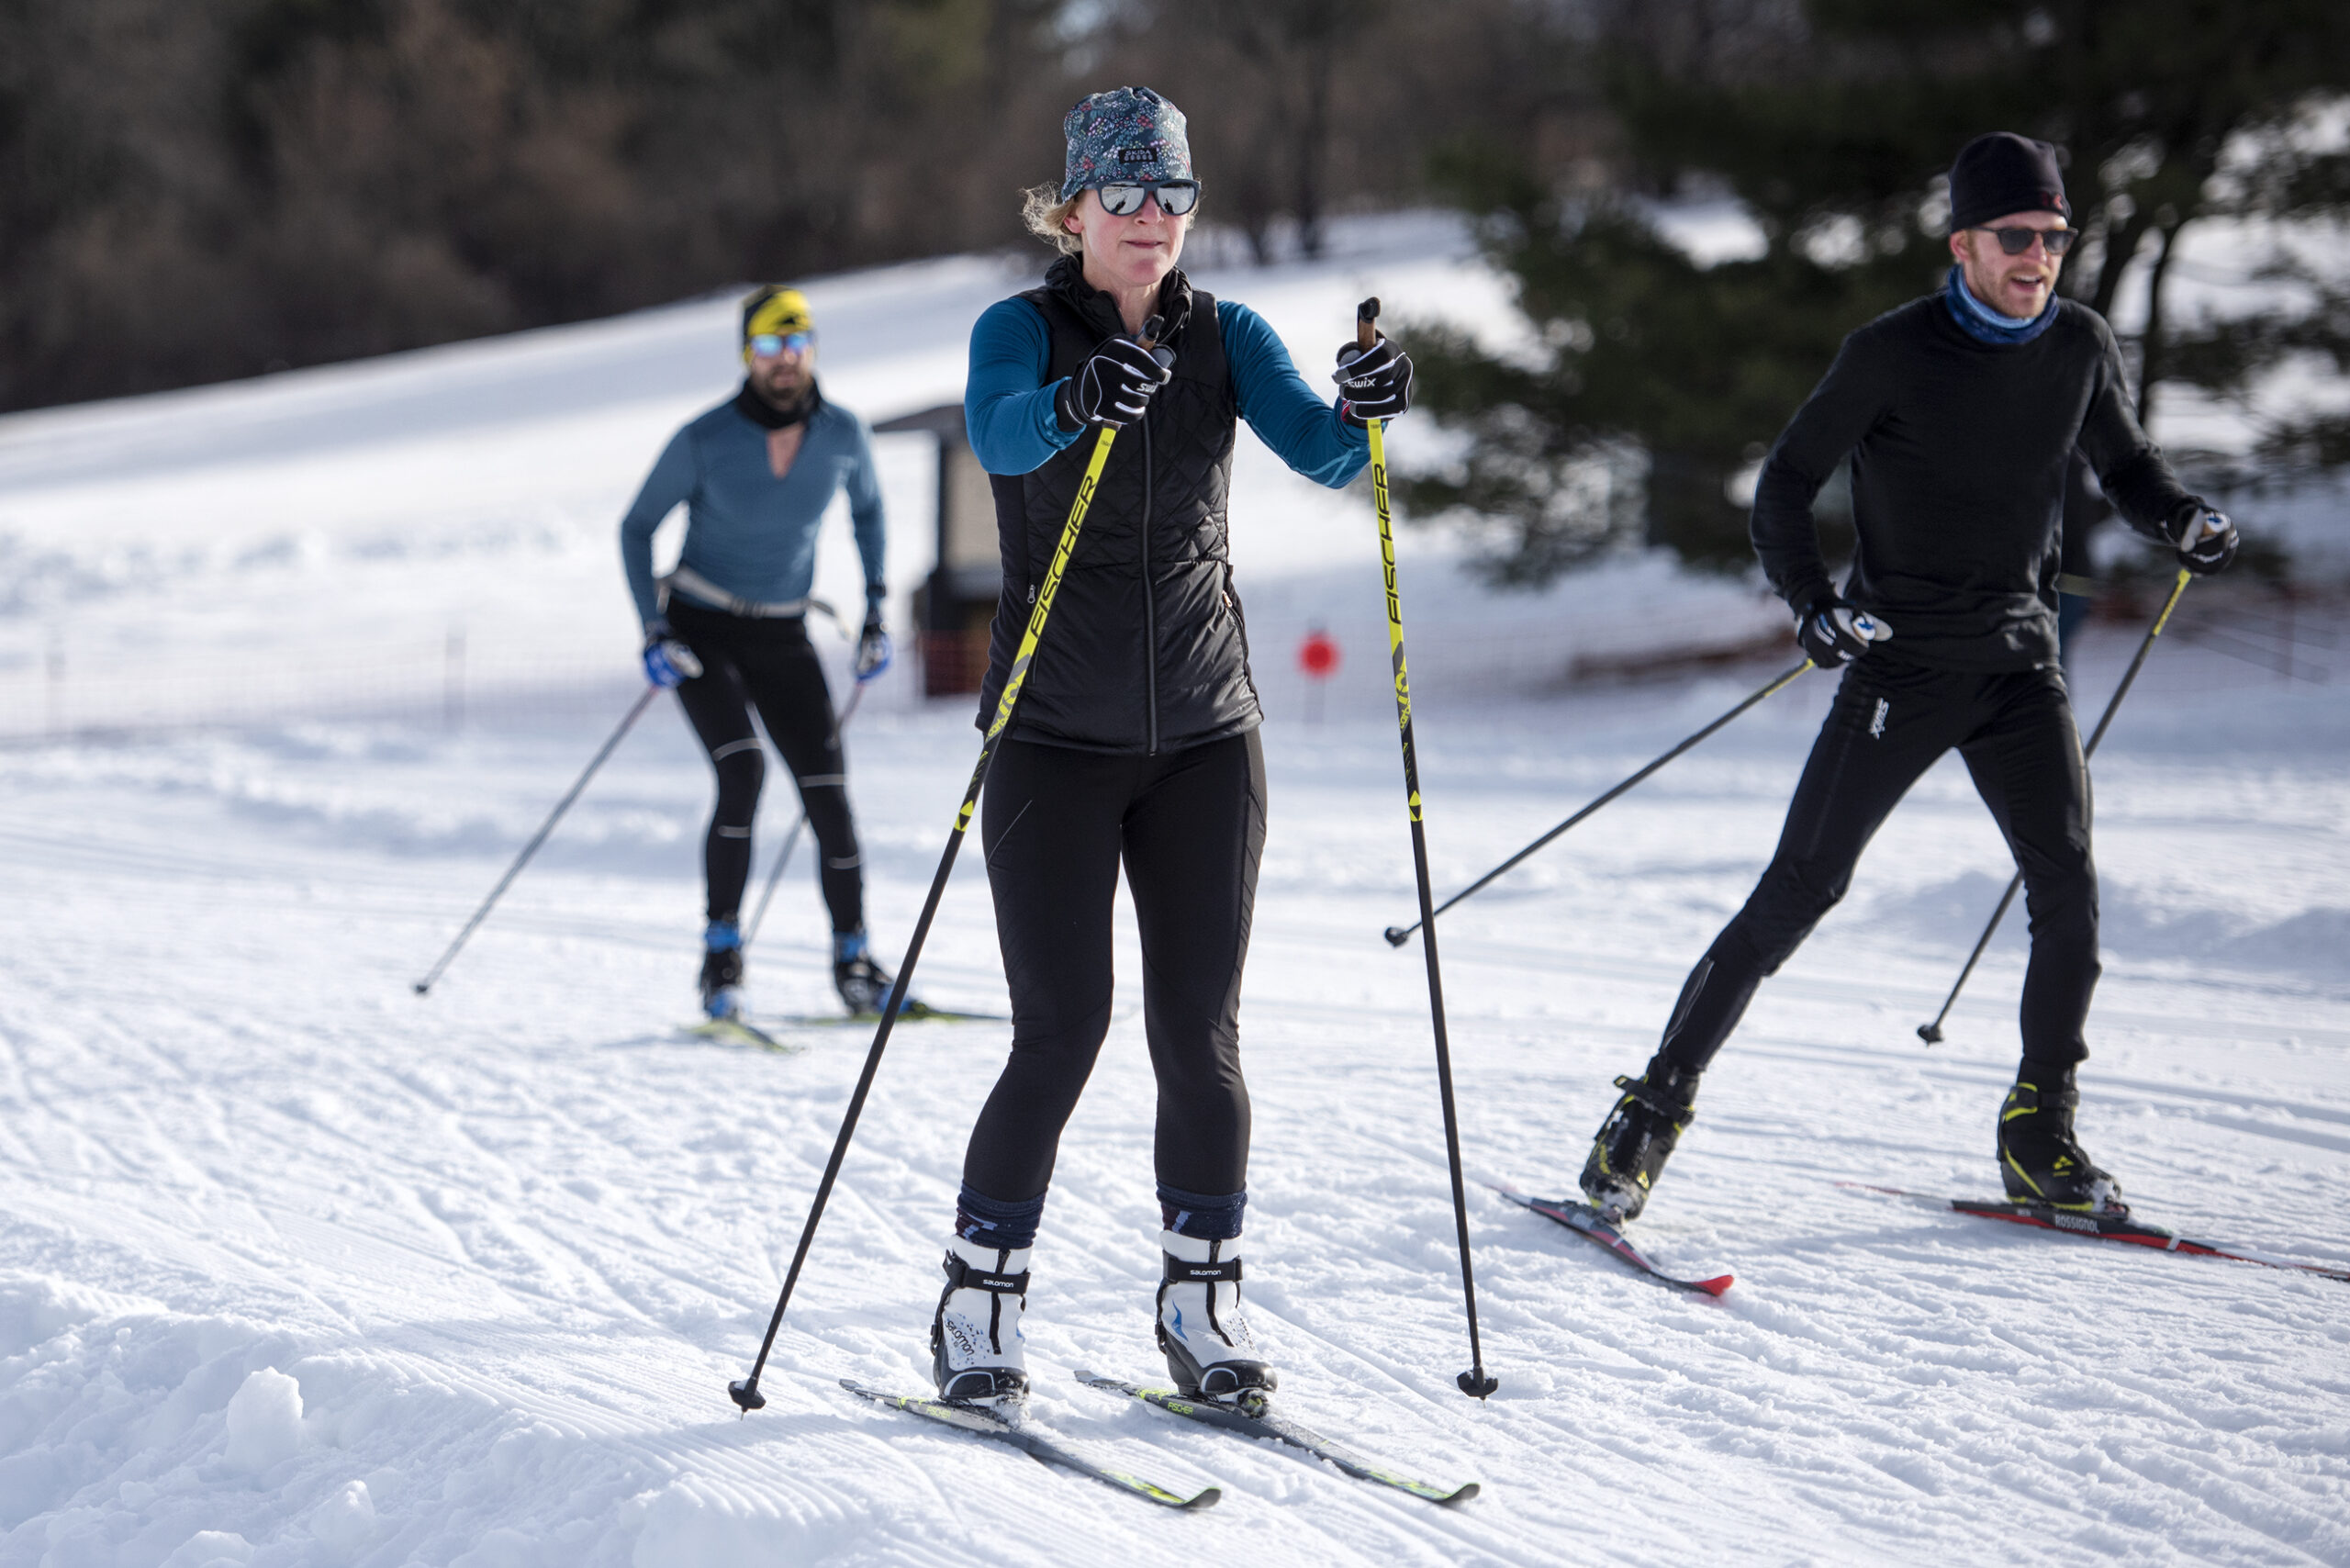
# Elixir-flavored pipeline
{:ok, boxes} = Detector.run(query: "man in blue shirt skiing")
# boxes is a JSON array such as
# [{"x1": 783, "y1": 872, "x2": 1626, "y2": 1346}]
[{"x1": 620, "y1": 286, "x2": 900, "y2": 1022}]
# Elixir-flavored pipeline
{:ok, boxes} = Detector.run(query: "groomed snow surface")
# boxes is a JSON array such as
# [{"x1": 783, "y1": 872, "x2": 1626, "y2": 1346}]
[{"x1": 2, "y1": 218, "x2": 2346, "y2": 1565}]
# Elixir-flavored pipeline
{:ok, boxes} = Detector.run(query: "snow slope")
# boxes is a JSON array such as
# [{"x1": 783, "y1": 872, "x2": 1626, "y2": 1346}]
[{"x1": 1, "y1": 218, "x2": 2346, "y2": 1566}]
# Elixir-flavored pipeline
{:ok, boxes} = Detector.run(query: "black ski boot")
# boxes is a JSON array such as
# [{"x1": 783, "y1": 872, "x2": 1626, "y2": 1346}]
[
  {"x1": 930, "y1": 1236, "x2": 1031, "y2": 1405},
  {"x1": 699, "y1": 943, "x2": 745, "y2": 1021},
  {"x1": 1998, "y1": 1074, "x2": 2122, "y2": 1212},
  {"x1": 1579, "y1": 1058, "x2": 1699, "y2": 1222},
  {"x1": 833, "y1": 931, "x2": 897, "y2": 1016}
]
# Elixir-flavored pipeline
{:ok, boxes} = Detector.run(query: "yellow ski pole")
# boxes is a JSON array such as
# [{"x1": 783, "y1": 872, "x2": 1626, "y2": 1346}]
[
  {"x1": 1357, "y1": 297, "x2": 1498, "y2": 1400},
  {"x1": 729, "y1": 316, "x2": 1163, "y2": 1414}
]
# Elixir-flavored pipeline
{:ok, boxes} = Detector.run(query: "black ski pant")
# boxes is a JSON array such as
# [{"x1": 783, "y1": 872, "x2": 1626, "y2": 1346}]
[
  {"x1": 1657, "y1": 657, "x2": 2098, "y2": 1075},
  {"x1": 666, "y1": 599, "x2": 861, "y2": 934},
  {"x1": 961, "y1": 731, "x2": 1266, "y2": 1212}
]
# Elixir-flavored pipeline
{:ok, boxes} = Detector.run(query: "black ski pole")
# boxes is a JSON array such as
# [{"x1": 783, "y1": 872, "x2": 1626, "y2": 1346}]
[
  {"x1": 413, "y1": 686, "x2": 658, "y2": 995},
  {"x1": 1356, "y1": 298, "x2": 1498, "y2": 1400},
  {"x1": 727, "y1": 316, "x2": 1162, "y2": 1416},
  {"x1": 742, "y1": 679, "x2": 869, "y2": 953},
  {"x1": 1917, "y1": 567, "x2": 2192, "y2": 1043},
  {"x1": 1383, "y1": 659, "x2": 1813, "y2": 946}
]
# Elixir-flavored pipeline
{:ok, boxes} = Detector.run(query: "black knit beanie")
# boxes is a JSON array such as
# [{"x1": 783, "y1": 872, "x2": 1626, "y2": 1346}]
[{"x1": 1948, "y1": 132, "x2": 2070, "y2": 232}]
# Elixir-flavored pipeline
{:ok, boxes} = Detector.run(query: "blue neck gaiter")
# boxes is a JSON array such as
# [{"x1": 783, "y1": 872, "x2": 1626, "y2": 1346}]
[{"x1": 1944, "y1": 264, "x2": 2056, "y2": 345}]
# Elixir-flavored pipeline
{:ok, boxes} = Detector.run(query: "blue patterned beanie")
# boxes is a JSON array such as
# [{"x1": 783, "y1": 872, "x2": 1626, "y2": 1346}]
[{"x1": 1060, "y1": 86, "x2": 1193, "y2": 199}]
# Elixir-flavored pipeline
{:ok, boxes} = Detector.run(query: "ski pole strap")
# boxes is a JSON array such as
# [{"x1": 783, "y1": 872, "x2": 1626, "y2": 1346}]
[
  {"x1": 1163, "y1": 1256, "x2": 1243, "y2": 1283},
  {"x1": 943, "y1": 1255, "x2": 1030, "y2": 1295}
]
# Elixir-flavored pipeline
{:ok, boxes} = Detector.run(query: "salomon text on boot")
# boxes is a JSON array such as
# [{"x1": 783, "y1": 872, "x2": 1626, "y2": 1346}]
[
  {"x1": 930, "y1": 1235, "x2": 1031, "y2": 1405},
  {"x1": 1156, "y1": 1232, "x2": 1275, "y2": 1409},
  {"x1": 1580, "y1": 1058, "x2": 1699, "y2": 1223},
  {"x1": 1998, "y1": 1070, "x2": 2122, "y2": 1212}
]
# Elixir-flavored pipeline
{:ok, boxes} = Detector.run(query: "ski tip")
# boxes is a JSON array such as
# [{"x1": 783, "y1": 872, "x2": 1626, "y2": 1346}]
[
  {"x1": 1182, "y1": 1485, "x2": 1225, "y2": 1511},
  {"x1": 1690, "y1": 1274, "x2": 1735, "y2": 1297},
  {"x1": 1441, "y1": 1481, "x2": 1483, "y2": 1506}
]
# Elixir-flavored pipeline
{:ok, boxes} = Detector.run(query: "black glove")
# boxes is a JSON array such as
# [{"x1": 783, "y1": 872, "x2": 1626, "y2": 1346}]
[
  {"x1": 1796, "y1": 596, "x2": 1892, "y2": 667},
  {"x1": 2173, "y1": 506, "x2": 2239, "y2": 576},
  {"x1": 856, "y1": 602, "x2": 892, "y2": 680},
  {"x1": 1057, "y1": 335, "x2": 1173, "y2": 429},
  {"x1": 1334, "y1": 334, "x2": 1413, "y2": 424}
]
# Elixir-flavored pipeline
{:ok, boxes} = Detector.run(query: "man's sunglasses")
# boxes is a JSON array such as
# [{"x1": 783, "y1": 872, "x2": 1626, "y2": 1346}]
[
  {"x1": 1977, "y1": 225, "x2": 2077, "y2": 256},
  {"x1": 1097, "y1": 180, "x2": 1200, "y2": 218},
  {"x1": 748, "y1": 330, "x2": 812, "y2": 358}
]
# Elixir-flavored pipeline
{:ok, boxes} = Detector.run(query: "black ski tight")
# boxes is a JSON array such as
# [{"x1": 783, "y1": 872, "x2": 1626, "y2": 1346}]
[
  {"x1": 666, "y1": 599, "x2": 862, "y2": 933},
  {"x1": 961, "y1": 732, "x2": 1266, "y2": 1207},
  {"x1": 1660, "y1": 658, "x2": 2098, "y2": 1073}
]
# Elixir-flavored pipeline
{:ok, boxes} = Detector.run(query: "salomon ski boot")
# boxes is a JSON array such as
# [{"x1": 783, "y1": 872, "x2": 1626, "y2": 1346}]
[
  {"x1": 1998, "y1": 1075, "x2": 2122, "y2": 1212},
  {"x1": 931, "y1": 1235, "x2": 1031, "y2": 1405},
  {"x1": 699, "y1": 921, "x2": 745, "y2": 1021},
  {"x1": 833, "y1": 931, "x2": 898, "y2": 1016},
  {"x1": 1580, "y1": 1058, "x2": 1699, "y2": 1223},
  {"x1": 1156, "y1": 1232, "x2": 1276, "y2": 1408}
]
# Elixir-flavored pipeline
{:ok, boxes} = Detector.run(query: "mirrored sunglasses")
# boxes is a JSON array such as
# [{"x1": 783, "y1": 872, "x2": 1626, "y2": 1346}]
[
  {"x1": 1981, "y1": 225, "x2": 2077, "y2": 256},
  {"x1": 748, "y1": 330, "x2": 813, "y2": 358},
  {"x1": 1097, "y1": 180, "x2": 1200, "y2": 218}
]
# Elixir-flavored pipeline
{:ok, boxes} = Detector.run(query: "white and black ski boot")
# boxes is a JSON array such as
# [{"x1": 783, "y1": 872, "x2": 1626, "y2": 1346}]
[
  {"x1": 1998, "y1": 1075, "x2": 2122, "y2": 1212},
  {"x1": 1580, "y1": 1058, "x2": 1699, "y2": 1222},
  {"x1": 930, "y1": 1236, "x2": 1031, "y2": 1405},
  {"x1": 1155, "y1": 1232, "x2": 1276, "y2": 1408},
  {"x1": 699, "y1": 922, "x2": 745, "y2": 1021}
]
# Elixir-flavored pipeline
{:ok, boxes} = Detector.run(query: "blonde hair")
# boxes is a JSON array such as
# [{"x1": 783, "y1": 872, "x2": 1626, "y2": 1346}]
[{"x1": 1020, "y1": 183, "x2": 1198, "y2": 256}]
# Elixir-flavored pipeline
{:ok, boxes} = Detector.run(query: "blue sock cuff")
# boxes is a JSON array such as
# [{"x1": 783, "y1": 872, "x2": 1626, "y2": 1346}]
[
  {"x1": 834, "y1": 929, "x2": 868, "y2": 963},
  {"x1": 704, "y1": 919, "x2": 742, "y2": 952},
  {"x1": 1157, "y1": 1184, "x2": 1246, "y2": 1241},
  {"x1": 955, "y1": 1185, "x2": 1046, "y2": 1250}
]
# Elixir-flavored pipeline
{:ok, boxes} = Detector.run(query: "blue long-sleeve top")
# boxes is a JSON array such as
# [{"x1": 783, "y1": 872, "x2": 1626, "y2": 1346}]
[
  {"x1": 619, "y1": 392, "x2": 886, "y2": 628},
  {"x1": 964, "y1": 297, "x2": 1369, "y2": 483}
]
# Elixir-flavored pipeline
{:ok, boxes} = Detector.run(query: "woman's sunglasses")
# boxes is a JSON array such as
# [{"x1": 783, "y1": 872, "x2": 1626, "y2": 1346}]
[
  {"x1": 1097, "y1": 180, "x2": 1200, "y2": 218},
  {"x1": 1978, "y1": 225, "x2": 2077, "y2": 256},
  {"x1": 748, "y1": 330, "x2": 813, "y2": 358}
]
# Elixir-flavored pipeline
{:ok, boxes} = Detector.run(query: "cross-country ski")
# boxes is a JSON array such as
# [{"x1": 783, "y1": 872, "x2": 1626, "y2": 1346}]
[
  {"x1": 1838, "y1": 1183, "x2": 2350, "y2": 1283},
  {"x1": 1075, "y1": 1372, "x2": 1480, "y2": 1505},
  {"x1": 841, "y1": 1381, "x2": 1221, "y2": 1509},
  {"x1": 1489, "y1": 1184, "x2": 1735, "y2": 1296}
]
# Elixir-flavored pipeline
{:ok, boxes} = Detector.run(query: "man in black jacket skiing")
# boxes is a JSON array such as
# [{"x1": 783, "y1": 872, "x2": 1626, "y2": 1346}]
[{"x1": 1579, "y1": 131, "x2": 2240, "y2": 1220}]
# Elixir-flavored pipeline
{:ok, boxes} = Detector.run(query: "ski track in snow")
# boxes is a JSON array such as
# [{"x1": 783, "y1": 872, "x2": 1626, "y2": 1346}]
[
  {"x1": 0, "y1": 216, "x2": 2344, "y2": 1565},
  {"x1": 0, "y1": 659, "x2": 2344, "y2": 1567}
]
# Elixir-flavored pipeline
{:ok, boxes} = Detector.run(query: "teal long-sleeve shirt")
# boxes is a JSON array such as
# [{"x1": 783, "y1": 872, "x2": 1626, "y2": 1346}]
[
  {"x1": 963, "y1": 296, "x2": 1369, "y2": 483},
  {"x1": 619, "y1": 391, "x2": 886, "y2": 629}
]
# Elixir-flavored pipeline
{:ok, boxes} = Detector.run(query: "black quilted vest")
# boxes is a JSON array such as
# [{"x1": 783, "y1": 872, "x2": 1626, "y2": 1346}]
[{"x1": 973, "y1": 262, "x2": 1260, "y2": 754}]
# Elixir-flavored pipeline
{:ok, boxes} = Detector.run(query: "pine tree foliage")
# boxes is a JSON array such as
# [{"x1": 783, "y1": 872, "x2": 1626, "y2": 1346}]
[{"x1": 1401, "y1": 0, "x2": 2350, "y2": 582}]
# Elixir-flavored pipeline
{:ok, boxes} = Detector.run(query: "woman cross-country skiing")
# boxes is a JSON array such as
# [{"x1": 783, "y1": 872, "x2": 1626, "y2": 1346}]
[
  {"x1": 620, "y1": 287, "x2": 903, "y2": 1024},
  {"x1": 926, "y1": 85, "x2": 1414, "y2": 1406}
]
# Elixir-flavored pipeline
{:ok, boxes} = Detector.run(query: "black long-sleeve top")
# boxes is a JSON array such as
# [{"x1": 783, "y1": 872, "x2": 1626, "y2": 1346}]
[{"x1": 1751, "y1": 294, "x2": 2199, "y2": 670}]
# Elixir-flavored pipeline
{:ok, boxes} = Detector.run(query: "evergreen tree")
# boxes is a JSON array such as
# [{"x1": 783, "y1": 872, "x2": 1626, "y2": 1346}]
[{"x1": 1402, "y1": 0, "x2": 2350, "y2": 581}]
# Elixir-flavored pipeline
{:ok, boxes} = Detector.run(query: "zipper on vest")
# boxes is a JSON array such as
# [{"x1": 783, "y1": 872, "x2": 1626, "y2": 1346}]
[{"x1": 1141, "y1": 414, "x2": 1159, "y2": 755}]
